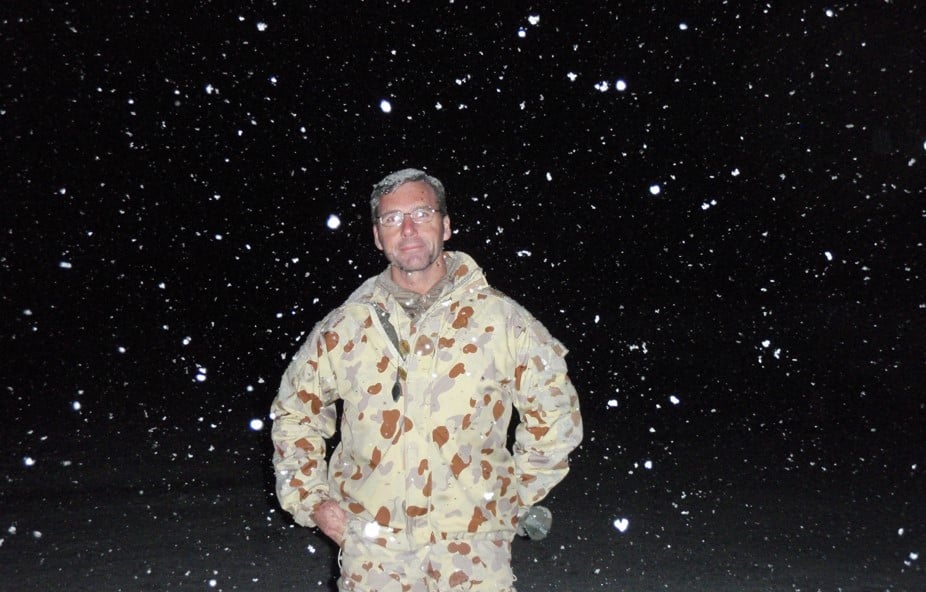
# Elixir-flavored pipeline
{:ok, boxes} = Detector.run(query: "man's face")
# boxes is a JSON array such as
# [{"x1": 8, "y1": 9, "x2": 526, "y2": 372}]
[{"x1": 373, "y1": 181, "x2": 451, "y2": 274}]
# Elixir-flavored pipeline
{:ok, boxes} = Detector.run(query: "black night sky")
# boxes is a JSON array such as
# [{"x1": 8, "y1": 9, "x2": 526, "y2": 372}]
[{"x1": 2, "y1": 3, "x2": 924, "y2": 591}]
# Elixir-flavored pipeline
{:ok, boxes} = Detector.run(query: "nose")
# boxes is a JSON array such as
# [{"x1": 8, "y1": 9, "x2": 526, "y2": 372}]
[{"x1": 400, "y1": 215, "x2": 418, "y2": 235}]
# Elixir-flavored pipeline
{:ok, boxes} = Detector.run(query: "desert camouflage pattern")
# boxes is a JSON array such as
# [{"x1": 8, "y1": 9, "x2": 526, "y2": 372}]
[
  {"x1": 338, "y1": 520, "x2": 515, "y2": 591},
  {"x1": 272, "y1": 251, "x2": 582, "y2": 548}
]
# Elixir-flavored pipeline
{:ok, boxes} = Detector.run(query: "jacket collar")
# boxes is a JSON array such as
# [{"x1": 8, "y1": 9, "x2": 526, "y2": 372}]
[{"x1": 373, "y1": 251, "x2": 483, "y2": 320}]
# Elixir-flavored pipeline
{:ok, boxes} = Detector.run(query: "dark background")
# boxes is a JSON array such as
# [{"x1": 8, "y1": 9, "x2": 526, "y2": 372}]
[{"x1": 2, "y1": 2, "x2": 924, "y2": 590}]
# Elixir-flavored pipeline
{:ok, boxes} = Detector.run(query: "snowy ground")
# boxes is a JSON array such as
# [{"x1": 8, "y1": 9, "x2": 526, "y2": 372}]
[{"x1": 3, "y1": 419, "x2": 922, "y2": 591}]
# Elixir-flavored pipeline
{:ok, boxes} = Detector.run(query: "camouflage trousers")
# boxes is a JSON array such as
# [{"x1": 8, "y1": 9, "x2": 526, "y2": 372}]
[{"x1": 337, "y1": 521, "x2": 516, "y2": 592}]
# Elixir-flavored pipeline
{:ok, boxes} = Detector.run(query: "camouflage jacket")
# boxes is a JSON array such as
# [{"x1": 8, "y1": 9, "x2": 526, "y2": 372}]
[{"x1": 271, "y1": 251, "x2": 582, "y2": 545}]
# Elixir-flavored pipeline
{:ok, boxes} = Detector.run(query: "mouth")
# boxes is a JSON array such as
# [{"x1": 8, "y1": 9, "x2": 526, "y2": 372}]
[{"x1": 398, "y1": 241, "x2": 426, "y2": 252}]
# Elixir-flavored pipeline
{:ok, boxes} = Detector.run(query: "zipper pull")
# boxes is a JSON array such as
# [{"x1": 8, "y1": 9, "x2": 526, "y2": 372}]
[{"x1": 392, "y1": 367, "x2": 407, "y2": 402}]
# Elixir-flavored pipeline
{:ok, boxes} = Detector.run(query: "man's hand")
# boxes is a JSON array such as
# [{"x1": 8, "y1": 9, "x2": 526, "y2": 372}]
[{"x1": 312, "y1": 500, "x2": 348, "y2": 546}]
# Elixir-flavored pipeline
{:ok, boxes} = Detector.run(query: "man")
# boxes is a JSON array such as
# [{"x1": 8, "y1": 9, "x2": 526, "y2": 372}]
[{"x1": 271, "y1": 168, "x2": 582, "y2": 591}]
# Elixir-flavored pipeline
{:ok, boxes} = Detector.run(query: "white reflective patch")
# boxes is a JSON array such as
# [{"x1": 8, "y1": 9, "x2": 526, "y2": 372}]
[{"x1": 363, "y1": 522, "x2": 381, "y2": 538}]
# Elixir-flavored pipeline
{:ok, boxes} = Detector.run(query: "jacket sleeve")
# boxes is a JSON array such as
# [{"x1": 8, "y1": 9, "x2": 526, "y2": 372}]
[
  {"x1": 510, "y1": 310, "x2": 583, "y2": 509},
  {"x1": 270, "y1": 319, "x2": 340, "y2": 527}
]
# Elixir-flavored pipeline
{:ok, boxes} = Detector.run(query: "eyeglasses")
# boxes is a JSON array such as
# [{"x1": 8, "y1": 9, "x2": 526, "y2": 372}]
[{"x1": 376, "y1": 207, "x2": 441, "y2": 227}]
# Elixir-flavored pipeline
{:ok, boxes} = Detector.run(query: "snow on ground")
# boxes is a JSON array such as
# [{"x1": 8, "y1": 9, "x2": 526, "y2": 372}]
[{"x1": 2, "y1": 420, "x2": 922, "y2": 591}]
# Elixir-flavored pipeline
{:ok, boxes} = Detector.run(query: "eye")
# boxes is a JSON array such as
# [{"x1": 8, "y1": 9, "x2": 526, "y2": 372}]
[
  {"x1": 382, "y1": 211, "x2": 404, "y2": 226},
  {"x1": 410, "y1": 208, "x2": 431, "y2": 220}
]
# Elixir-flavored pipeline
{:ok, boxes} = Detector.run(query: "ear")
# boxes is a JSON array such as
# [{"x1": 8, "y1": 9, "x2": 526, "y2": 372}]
[
  {"x1": 373, "y1": 224, "x2": 384, "y2": 251},
  {"x1": 442, "y1": 215, "x2": 452, "y2": 241}
]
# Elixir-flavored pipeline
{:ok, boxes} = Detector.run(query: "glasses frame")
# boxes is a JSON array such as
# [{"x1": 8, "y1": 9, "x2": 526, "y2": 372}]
[{"x1": 375, "y1": 207, "x2": 442, "y2": 228}]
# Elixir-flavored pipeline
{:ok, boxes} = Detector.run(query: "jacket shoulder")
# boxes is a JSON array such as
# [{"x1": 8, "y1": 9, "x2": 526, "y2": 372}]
[
  {"x1": 343, "y1": 275, "x2": 379, "y2": 305},
  {"x1": 473, "y1": 285, "x2": 559, "y2": 346},
  {"x1": 305, "y1": 277, "x2": 378, "y2": 337}
]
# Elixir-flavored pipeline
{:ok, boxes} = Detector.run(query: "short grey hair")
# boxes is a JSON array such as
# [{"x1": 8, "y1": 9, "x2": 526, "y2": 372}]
[{"x1": 370, "y1": 168, "x2": 446, "y2": 222}]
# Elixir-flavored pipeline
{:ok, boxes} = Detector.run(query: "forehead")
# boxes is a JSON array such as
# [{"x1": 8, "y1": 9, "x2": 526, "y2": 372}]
[{"x1": 379, "y1": 181, "x2": 437, "y2": 209}]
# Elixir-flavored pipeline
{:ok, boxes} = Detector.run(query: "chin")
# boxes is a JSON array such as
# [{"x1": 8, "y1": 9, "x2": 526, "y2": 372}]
[{"x1": 395, "y1": 255, "x2": 436, "y2": 273}]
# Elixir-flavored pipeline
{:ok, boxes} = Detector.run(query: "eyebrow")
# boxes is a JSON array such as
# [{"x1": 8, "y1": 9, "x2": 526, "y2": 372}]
[{"x1": 380, "y1": 205, "x2": 435, "y2": 213}]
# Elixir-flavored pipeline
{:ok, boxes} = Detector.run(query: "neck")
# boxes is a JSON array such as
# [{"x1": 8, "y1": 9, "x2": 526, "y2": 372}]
[{"x1": 390, "y1": 253, "x2": 447, "y2": 295}]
